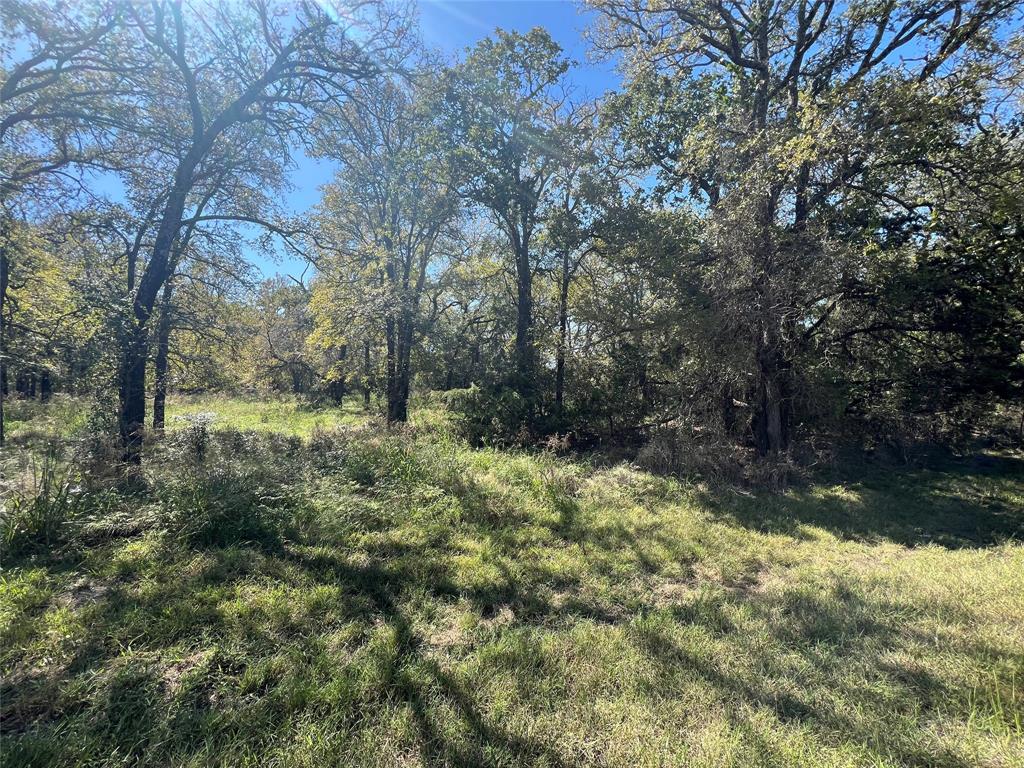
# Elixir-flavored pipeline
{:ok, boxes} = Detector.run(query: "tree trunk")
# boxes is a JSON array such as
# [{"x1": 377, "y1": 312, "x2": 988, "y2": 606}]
[
  {"x1": 385, "y1": 314, "x2": 398, "y2": 421},
  {"x1": 0, "y1": 358, "x2": 5, "y2": 447},
  {"x1": 363, "y1": 339, "x2": 371, "y2": 409},
  {"x1": 152, "y1": 280, "x2": 174, "y2": 431},
  {"x1": 512, "y1": 235, "x2": 535, "y2": 433},
  {"x1": 118, "y1": 321, "x2": 150, "y2": 464},
  {"x1": 389, "y1": 310, "x2": 414, "y2": 423},
  {"x1": 290, "y1": 363, "x2": 305, "y2": 394},
  {"x1": 748, "y1": 36, "x2": 793, "y2": 458},
  {"x1": 514, "y1": 243, "x2": 533, "y2": 397},
  {"x1": 752, "y1": 336, "x2": 790, "y2": 456},
  {"x1": 39, "y1": 369, "x2": 52, "y2": 402},
  {"x1": 0, "y1": 237, "x2": 8, "y2": 447},
  {"x1": 555, "y1": 250, "x2": 570, "y2": 421},
  {"x1": 328, "y1": 343, "x2": 347, "y2": 405},
  {"x1": 117, "y1": 150, "x2": 199, "y2": 462}
]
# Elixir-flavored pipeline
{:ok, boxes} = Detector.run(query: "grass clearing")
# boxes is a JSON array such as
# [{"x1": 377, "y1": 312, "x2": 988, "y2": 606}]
[
  {"x1": 1, "y1": 396, "x2": 1022, "y2": 767},
  {"x1": 166, "y1": 394, "x2": 372, "y2": 436}
]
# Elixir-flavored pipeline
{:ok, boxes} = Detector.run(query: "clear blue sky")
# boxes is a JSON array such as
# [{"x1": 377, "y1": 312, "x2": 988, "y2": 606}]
[{"x1": 262, "y1": 0, "x2": 619, "y2": 278}]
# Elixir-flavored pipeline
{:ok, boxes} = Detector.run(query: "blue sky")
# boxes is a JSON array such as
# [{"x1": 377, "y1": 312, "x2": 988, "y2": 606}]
[{"x1": 263, "y1": 0, "x2": 618, "y2": 278}]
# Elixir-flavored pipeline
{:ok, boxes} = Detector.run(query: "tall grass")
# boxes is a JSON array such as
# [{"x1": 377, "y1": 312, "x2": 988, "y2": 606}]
[{"x1": 1, "y1": 447, "x2": 80, "y2": 557}]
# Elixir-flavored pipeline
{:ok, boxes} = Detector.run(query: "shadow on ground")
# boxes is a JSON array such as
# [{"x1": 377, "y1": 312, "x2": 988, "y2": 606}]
[
  {"x1": 696, "y1": 453, "x2": 1024, "y2": 549},
  {"x1": 2, "y1": 450, "x2": 1022, "y2": 766}
]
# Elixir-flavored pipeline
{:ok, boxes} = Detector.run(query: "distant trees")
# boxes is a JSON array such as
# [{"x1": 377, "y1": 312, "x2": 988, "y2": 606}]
[
  {"x1": 438, "y1": 29, "x2": 576, "y2": 418},
  {"x1": 4, "y1": 0, "x2": 412, "y2": 460},
  {"x1": 1, "y1": 0, "x2": 126, "y2": 445}
]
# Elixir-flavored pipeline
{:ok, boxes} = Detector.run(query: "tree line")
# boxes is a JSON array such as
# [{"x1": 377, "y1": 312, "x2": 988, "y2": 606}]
[{"x1": 2, "y1": 0, "x2": 1022, "y2": 465}]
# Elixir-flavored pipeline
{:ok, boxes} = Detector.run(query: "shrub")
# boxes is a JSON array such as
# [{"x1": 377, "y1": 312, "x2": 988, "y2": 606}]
[
  {"x1": 157, "y1": 469, "x2": 292, "y2": 549},
  {"x1": 168, "y1": 412, "x2": 217, "y2": 461},
  {"x1": 342, "y1": 433, "x2": 420, "y2": 489},
  {"x1": 446, "y1": 385, "x2": 533, "y2": 447},
  {"x1": 635, "y1": 426, "x2": 797, "y2": 490}
]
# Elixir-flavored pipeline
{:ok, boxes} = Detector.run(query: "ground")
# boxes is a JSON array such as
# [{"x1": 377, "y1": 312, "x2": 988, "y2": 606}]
[{"x1": 1, "y1": 395, "x2": 1022, "y2": 767}]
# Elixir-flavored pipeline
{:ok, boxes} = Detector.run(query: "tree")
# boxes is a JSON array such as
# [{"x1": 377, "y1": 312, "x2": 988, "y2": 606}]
[
  {"x1": 438, "y1": 28, "x2": 574, "y2": 418},
  {"x1": 542, "y1": 102, "x2": 625, "y2": 424},
  {"x1": 314, "y1": 74, "x2": 461, "y2": 422},
  {"x1": 591, "y1": 0, "x2": 1019, "y2": 454},
  {"x1": 1, "y1": 0, "x2": 126, "y2": 444}
]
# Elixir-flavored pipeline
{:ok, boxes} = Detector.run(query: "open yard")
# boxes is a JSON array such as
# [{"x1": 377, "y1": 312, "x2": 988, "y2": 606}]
[{"x1": 1, "y1": 397, "x2": 1022, "y2": 767}]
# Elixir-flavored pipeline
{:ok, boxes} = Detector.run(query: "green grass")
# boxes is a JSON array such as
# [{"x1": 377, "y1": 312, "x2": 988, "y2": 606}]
[
  {"x1": 166, "y1": 393, "x2": 372, "y2": 436},
  {"x1": 2, "y1": 396, "x2": 91, "y2": 445},
  {"x1": 1, "y1": 397, "x2": 1022, "y2": 767}
]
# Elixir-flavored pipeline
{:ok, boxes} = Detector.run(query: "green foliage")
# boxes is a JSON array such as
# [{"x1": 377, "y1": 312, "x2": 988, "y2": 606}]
[
  {"x1": 156, "y1": 469, "x2": 292, "y2": 550},
  {"x1": 446, "y1": 384, "x2": 535, "y2": 447}
]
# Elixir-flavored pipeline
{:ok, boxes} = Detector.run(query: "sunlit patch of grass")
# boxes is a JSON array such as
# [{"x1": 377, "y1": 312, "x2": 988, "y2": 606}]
[
  {"x1": 2, "y1": 396, "x2": 91, "y2": 454},
  {"x1": 1, "y1": 403, "x2": 1022, "y2": 767},
  {"x1": 166, "y1": 393, "x2": 369, "y2": 436}
]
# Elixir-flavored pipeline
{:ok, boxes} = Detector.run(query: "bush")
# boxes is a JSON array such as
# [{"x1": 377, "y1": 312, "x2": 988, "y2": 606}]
[
  {"x1": 635, "y1": 426, "x2": 798, "y2": 490},
  {"x1": 156, "y1": 469, "x2": 292, "y2": 549},
  {"x1": 446, "y1": 385, "x2": 533, "y2": 447},
  {"x1": 168, "y1": 411, "x2": 217, "y2": 461}
]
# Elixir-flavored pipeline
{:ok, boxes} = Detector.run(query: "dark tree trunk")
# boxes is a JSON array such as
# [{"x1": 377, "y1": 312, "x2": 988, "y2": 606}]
[
  {"x1": 327, "y1": 378, "x2": 345, "y2": 405},
  {"x1": 384, "y1": 296, "x2": 415, "y2": 423},
  {"x1": 384, "y1": 315, "x2": 397, "y2": 421},
  {"x1": 118, "y1": 177, "x2": 192, "y2": 463},
  {"x1": 638, "y1": 361, "x2": 650, "y2": 414},
  {"x1": 0, "y1": 238, "x2": 7, "y2": 447},
  {"x1": 514, "y1": 242, "x2": 533, "y2": 403},
  {"x1": 363, "y1": 339, "x2": 371, "y2": 409},
  {"x1": 752, "y1": 337, "x2": 790, "y2": 456},
  {"x1": 389, "y1": 310, "x2": 414, "y2": 423},
  {"x1": 118, "y1": 322, "x2": 150, "y2": 464},
  {"x1": 745, "y1": 41, "x2": 794, "y2": 458},
  {"x1": 152, "y1": 280, "x2": 174, "y2": 431},
  {"x1": 328, "y1": 343, "x2": 347, "y2": 405},
  {"x1": 39, "y1": 369, "x2": 52, "y2": 402},
  {"x1": 290, "y1": 363, "x2": 305, "y2": 394},
  {"x1": 0, "y1": 358, "x2": 5, "y2": 447},
  {"x1": 555, "y1": 250, "x2": 570, "y2": 421}
]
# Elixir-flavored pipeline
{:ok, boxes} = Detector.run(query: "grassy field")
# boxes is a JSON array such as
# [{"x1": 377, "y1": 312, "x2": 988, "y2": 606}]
[{"x1": 1, "y1": 396, "x2": 1022, "y2": 767}]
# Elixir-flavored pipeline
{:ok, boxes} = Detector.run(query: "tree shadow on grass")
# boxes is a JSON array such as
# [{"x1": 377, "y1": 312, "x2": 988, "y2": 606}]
[
  {"x1": 696, "y1": 454, "x2": 1024, "y2": 549},
  {"x1": 5, "y1": 450, "x2": 1023, "y2": 766},
  {"x1": 632, "y1": 578, "x2": 1016, "y2": 768},
  {"x1": 3, "y1": 532, "x2": 582, "y2": 767}
]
